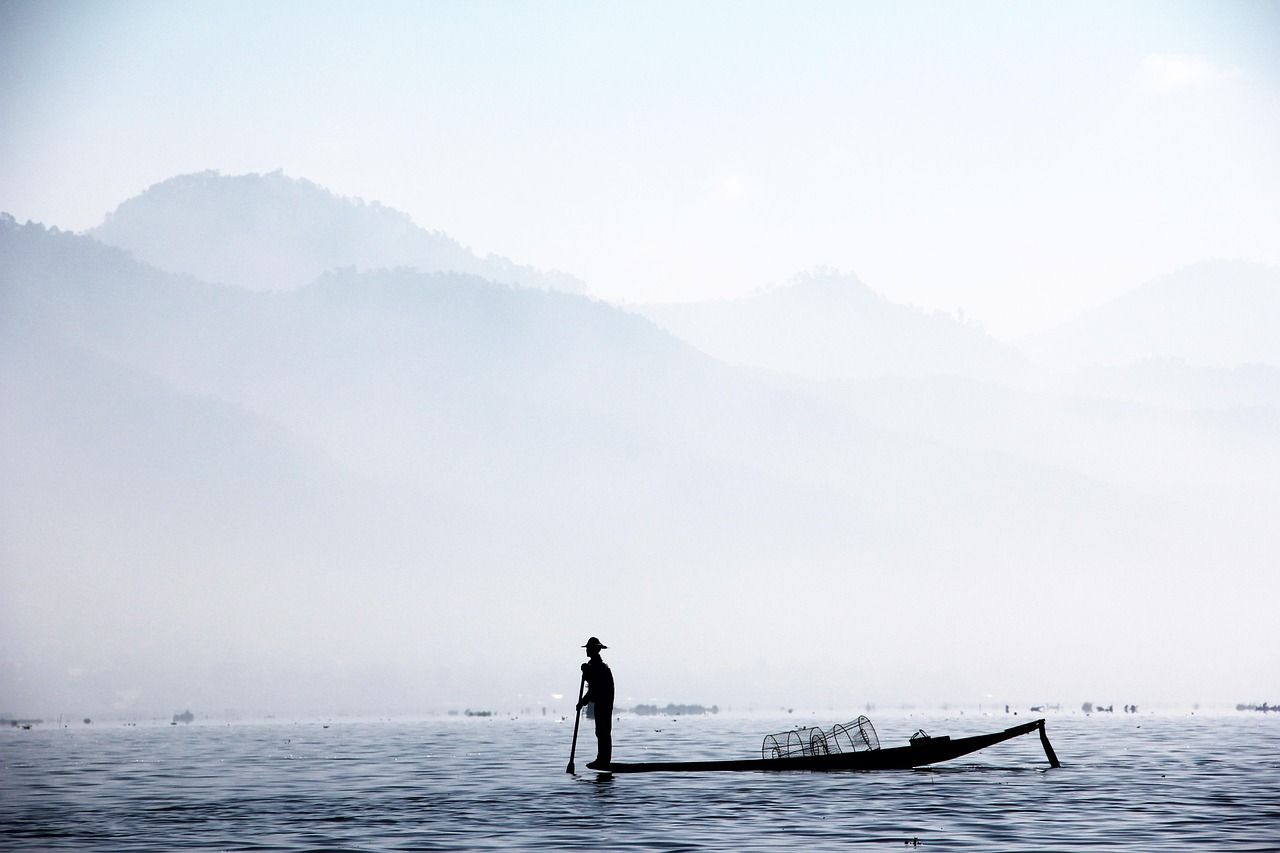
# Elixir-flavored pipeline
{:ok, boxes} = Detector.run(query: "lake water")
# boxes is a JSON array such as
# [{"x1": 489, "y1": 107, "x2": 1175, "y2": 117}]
[{"x1": 2, "y1": 711, "x2": 1277, "y2": 851}]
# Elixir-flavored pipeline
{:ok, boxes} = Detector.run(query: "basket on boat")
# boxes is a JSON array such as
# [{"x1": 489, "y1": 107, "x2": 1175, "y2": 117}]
[{"x1": 760, "y1": 715, "x2": 879, "y2": 760}]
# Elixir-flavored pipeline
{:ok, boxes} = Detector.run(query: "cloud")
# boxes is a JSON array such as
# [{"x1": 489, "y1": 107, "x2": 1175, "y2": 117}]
[{"x1": 1135, "y1": 53, "x2": 1246, "y2": 94}]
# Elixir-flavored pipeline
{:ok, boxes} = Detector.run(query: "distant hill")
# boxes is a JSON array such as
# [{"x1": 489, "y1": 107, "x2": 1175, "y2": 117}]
[
  {"x1": 8, "y1": 214, "x2": 1203, "y2": 712},
  {"x1": 4, "y1": 211, "x2": 1276, "y2": 713},
  {"x1": 634, "y1": 269, "x2": 1028, "y2": 383},
  {"x1": 1021, "y1": 260, "x2": 1280, "y2": 369},
  {"x1": 0, "y1": 216, "x2": 908, "y2": 528},
  {"x1": 89, "y1": 170, "x2": 586, "y2": 293}
]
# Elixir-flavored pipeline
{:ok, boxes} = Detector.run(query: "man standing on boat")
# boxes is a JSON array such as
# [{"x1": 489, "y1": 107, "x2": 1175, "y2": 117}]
[{"x1": 577, "y1": 637, "x2": 614, "y2": 769}]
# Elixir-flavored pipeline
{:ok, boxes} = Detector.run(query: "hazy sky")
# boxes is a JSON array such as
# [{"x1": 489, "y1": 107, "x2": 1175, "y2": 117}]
[{"x1": 2, "y1": 0, "x2": 1277, "y2": 337}]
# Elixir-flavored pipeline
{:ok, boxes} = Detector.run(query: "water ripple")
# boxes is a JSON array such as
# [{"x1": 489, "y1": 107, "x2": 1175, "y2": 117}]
[{"x1": 2, "y1": 714, "x2": 1278, "y2": 850}]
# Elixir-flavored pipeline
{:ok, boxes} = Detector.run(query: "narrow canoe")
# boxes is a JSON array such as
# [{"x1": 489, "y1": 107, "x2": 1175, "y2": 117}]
[{"x1": 602, "y1": 718, "x2": 1058, "y2": 773}]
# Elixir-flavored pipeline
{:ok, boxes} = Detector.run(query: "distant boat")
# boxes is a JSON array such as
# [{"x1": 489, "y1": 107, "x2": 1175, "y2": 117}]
[
  {"x1": 600, "y1": 717, "x2": 1059, "y2": 773},
  {"x1": 172, "y1": 710, "x2": 194, "y2": 724},
  {"x1": 4, "y1": 718, "x2": 42, "y2": 728}
]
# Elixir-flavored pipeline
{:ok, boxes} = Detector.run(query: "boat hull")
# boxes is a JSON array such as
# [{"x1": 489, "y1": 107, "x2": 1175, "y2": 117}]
[{"x1": 603, "y1": 719, "x2": 1051, "y2": 773}]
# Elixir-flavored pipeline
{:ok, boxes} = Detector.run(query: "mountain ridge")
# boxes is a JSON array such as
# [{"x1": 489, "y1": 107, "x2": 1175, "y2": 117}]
[
  {"x1": 635, "y1": 268, "x2": 1029, "y2": 384},
  {"x1": 3, "y1": 189, "x2": 1277, "y2": 713},
  {"x1": 1021, "y1": 259, "x2": 1280, "y2": 369},
  {"x1": 88, "y1": 170, "x2": 587, "y2": 294}
]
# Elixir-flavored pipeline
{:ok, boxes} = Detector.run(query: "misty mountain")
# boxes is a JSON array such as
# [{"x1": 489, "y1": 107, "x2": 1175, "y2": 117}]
[
  {"x1": 8, "y1": 213, "x2": 1237, "y2": 714},
  {"x1": 90, "y1": 171, "x2": 586, "y2": 294},
  {"x1": 3, "y1": 207, "x2": 1276, "y2": 715},
  {"x1": 1021, "y1": 260, "x2": 1280, "y2": 370},
  {"x1": 3, "y1": 215, "x2": 1056, "y2": 550},
  {"x1": 634, "y1": 269, "x2": 1029, "y2": 384}
]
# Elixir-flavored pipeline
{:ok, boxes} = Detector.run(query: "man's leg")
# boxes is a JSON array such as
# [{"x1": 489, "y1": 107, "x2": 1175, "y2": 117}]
[{"x1": 595, "y1": 705, "x2": 612, "y2": 764}]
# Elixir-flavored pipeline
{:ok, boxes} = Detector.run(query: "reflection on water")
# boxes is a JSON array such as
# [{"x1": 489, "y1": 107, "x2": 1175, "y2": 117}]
[{"x1": 2, "y1": 712, "x2": 1277, "y2": 850}]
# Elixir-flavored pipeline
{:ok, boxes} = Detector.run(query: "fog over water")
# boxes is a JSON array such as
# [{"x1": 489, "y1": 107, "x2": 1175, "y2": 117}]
[{"x1": 1, "y1": 3, "x2": 1278, "y2": 721}]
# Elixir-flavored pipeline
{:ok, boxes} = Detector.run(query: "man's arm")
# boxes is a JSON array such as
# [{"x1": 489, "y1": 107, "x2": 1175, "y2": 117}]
[{"x1": 578, "y1": 661, "x2": 593, "y2": 708}]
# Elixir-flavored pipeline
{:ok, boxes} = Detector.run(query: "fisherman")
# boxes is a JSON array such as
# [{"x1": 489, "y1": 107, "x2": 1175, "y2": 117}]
[{"x1": 577, "y1": 636, "x2": 614, "y2": 769}]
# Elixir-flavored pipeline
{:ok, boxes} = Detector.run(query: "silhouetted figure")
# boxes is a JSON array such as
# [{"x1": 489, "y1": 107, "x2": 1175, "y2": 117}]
[{"x1": 577, "y1": 636, "x2": 614, "y2": 769}]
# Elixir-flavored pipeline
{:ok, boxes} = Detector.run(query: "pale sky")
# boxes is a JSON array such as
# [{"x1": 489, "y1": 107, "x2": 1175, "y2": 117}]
[{"x1": 2, "y1": 0, "x2": 1277, "y2": 337}]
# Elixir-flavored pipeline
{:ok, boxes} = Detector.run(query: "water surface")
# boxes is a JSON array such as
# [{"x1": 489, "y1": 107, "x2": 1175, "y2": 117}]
[{"x1": 3, "y1": 712, "x2": 1277, "y2": 850}]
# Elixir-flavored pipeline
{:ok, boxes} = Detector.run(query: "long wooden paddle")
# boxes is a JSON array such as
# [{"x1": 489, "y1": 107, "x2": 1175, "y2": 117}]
[
  {"x1": 566, "y1": 672, "x2": 586, "y2": 774},
  {"x1": 1038, "y1": 720, "x2": 1061, "y2": 768}
]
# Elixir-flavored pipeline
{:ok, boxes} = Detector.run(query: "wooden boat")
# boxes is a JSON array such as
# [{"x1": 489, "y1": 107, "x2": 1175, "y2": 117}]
[{"x1": 602, "y1": 718, "x2": 1060, "y2": 773}]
